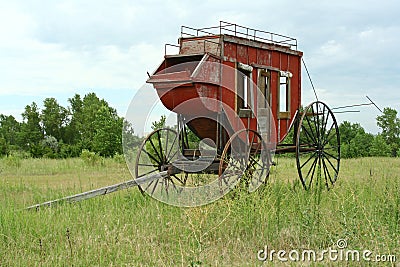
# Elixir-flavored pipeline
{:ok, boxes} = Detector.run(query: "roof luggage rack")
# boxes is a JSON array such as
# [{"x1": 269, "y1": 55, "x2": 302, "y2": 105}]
[{"x1": 181, "y1": 21, "x2": 298, "y2": 50}]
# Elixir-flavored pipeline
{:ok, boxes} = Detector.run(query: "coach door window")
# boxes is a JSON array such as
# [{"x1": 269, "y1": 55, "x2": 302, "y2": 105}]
[
  {"x1": 259, "y1": 70, "x2": 270, "y2": 108},
  {"x1": 237, "y1": 62, "x2": 253, "y2": 117},
  {"x1": 278, "y1": 71, "x2": 292, "y2": 119}
]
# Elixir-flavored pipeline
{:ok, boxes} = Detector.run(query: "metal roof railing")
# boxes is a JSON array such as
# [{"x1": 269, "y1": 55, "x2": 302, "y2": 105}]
[{"x1": 181, "y1": 21, "x2": 297, "y2": 50}]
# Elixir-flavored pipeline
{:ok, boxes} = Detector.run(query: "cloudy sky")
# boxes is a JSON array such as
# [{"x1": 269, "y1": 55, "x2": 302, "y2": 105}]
[{"x1": 1, "y1": 0, "x2": 399, "y2": 134}]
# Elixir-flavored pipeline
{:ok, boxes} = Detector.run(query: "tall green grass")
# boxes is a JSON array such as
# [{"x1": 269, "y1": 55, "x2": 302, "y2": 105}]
[{"x1": 0, "y1": 157, "x2": 399, "y2": 266}]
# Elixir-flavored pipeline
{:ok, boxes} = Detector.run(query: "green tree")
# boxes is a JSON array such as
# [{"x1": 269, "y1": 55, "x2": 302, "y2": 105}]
[
  {"x1": 20, "y1": 102, "x2": 44, "y2": 155},
  {"x1": 122, "y1": 120, "x2": 143, "y2": 150},
  {"x1": 343, "y1": 132, "x2": 374, "y2": 158},
  {"x1": 376, "y1": 107, "x2": 400, "y2": 156},
  {"x1": 151, "y1": 115, "x2": 166, "y2": 131},
  {"x1": 339, "y1": 121, "x2": 372, "y2": 158},
  {"x1": 92, "y1": 105, "x2": 123, "y2": 157},
  {"x1": 41, "y1": 98, "x2": 68, "y2": 142},
  {"x1": 0, "y1": 114, "x2": 21, "y2": 153},
  {"x1": 0, "y1": 136, "x2": 7, "y2": 155},
  {"x1": 67, "y1": 93, "x2": 114, "y2": 151},
  {"x1": 339, "y1": 121, "x2": 364, "y2": 144},
  {"x1": 40, "y1": 135, "x2": 59, "y2": 158},
  {"x1": 65, "y1": 94, "x2": 83, "y2": 145},
  {"x1": 369, "y1": 134, "x2": 391, "y2": 157}
]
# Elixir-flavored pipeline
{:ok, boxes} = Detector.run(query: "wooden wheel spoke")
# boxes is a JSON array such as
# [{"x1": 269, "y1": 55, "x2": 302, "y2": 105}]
[
  {"x1": 150, "y1": 179, "x2": 159, "y2": 195},
  {"x1": 138, "y1": 168, "x2": 158, "y2": 178},
  {"x1": 168, "y1": 176, "x2": 180, "y2": 192},
  {"x1": 313, "y1": 104, "x2": 321, "y2": 143},
  {"x1": 252, "y1": 141, "x2": 262, "y2": 156},
  {"x1": 148, "y1": 136, "x2": 163, "y2": 162},
  {"x1": 302, "y1": 118, "x2": 318, "y2": 144},
  {"x1": 321, "y1": 107, "x2": 330, "y2": 140},
  {"x1": 171, "y1": 174, "x2": 184, "y2": 184},
  {"x1": 305, "y1": 107, "x2": 318, "y2": 142},
  {"x1": 303, "y1": 155, "x2": 317, "y2": 177},
  {"x1": 323, "y1": 153, "x2": 339, "y2": 175},
  {"x1": 249, "y1": 156, "x2": 262, "y2": 168},
  {"x1": 323, "y1": 150, "x2": 339, "y2": 161},
  {"x1": 320, "y1": 105, "x2": 327, "y2": 136},
  {"x1": 300, "y1": 151, "x2": 317, "y2": 169},
  {"x1": 166, "y1": 133, "x2": 178, "y2": 160},
  {"x1": 160, "y1": 178, "x2": 167, "y2": 195},
  {"x1": 156, "y1": 130, "x2": 164, "y2": 161},
  {"x1": 141, "y1": 146, "x2": 161, "y2": 165},
  {"x1": 321, "y1": 157, "x2": 329, "y2": 188},
  {"x1": 143, "y1": 180, "x2": 155, "y2": 192},
  {"x1": 306, "y1": 157, "x2": 319, "y2": 189},
  {"x1": 322, "y1": 157, "x2": 335, "y2": 185},
  {"x1": 138, "y1": 163, "x2": 158, "y2": 168},
  {"x1": 301, "y1": 129, "x2": 316, "y2": 146},
  {"x1": 322, "y1": 122, "x2": 336, "y2": 147},
  {"x1": 168, "y1": 149, "x2": 179, "y2": 162},
  {"x1": 165, "y1": 130, "x2": 170, "y2": 158}
]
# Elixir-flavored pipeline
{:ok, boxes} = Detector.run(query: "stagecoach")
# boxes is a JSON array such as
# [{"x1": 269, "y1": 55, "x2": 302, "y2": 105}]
[{"x1": 135, "y1": 21, "x2": 340, "y2": 200}]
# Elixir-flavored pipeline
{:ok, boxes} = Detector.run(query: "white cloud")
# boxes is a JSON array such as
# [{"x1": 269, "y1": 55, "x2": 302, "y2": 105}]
[
  {"x1": 0, "y1": 4, "x2": 36, "y2": 41},
  {"x1": 0, "y1": 38, "x2": 162, "y2": 95},
  {"x1": 319, "y1": 40, "x2": 343, "y2": 56}
]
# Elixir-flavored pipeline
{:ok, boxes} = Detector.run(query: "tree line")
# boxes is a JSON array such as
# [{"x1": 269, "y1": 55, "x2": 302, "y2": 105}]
[
  {"x1": 0, "y1": 93, "x2": 142, "y2": 158},
  {"x1": 0, "y1": 93, "x2": 399, "y2": 159},
  {"x1": 340, "y1": 107, "x2": 400, "y2": 158}
]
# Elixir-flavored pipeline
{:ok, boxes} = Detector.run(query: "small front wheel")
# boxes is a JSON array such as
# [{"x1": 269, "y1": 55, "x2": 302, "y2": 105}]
[
  {"x1": 219, "y1": 129, "x2": 270, "y2": 193},
  {"x1": 135, "y1": 128, "x2": 184, "y2": 196}
]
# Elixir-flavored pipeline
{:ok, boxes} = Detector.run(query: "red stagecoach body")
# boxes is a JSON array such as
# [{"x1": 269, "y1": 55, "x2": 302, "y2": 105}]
[{"x1": 147, "y1": 22, "x2": 302, "y2": 146}]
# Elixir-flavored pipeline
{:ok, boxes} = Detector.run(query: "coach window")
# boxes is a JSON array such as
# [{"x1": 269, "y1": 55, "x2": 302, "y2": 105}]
[
  {"x1": 237, "y1": 63, "x2": 253, "y2": 117},
  {"x1": 259, "y1": 70, "x2": 270, "y2": 108},
  {"x1": 278, "y1": 71, "x2": 292, "y2": 119}
]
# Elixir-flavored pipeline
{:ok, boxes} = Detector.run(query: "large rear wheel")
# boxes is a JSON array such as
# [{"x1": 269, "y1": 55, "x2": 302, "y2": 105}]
[{"x1": 296, "y1": 101, "x2": 340, "y2": 190}]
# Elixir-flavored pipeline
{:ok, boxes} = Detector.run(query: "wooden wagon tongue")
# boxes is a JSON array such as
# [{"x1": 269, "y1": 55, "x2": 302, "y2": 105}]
[{"x1": 27, "y1": 171, "x2": 169, "y2": 210}]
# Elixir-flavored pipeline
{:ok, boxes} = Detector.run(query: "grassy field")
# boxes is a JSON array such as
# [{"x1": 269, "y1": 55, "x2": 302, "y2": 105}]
[{"x1": 0, "y1": 157, "x2": 399, "y2": 266}]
